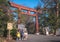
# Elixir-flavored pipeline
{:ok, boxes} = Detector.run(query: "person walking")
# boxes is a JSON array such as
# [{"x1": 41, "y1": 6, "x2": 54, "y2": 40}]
[
  {"x1": 23, "y1": 28, "x2": 28, "y2": 40},
  {"x1": 20, "y1": 29, "x2": 24, "y2": 40}
]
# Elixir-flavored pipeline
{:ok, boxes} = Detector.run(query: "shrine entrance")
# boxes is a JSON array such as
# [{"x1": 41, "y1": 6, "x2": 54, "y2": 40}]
[
  {"x1": 18, "y1": 15, "x2": 36, "y2": 34},
  {"x1": 10, "y1": 2, "x2": 39, "y2": 34}
]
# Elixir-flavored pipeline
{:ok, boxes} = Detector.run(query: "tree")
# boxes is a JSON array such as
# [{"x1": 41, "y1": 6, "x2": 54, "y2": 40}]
[
  {"x1": 0, "y1": 0, "x2": 14, "y2": 37},
  {"x1": 39, "y1": 0, "x2": 60, "y2": 35}
]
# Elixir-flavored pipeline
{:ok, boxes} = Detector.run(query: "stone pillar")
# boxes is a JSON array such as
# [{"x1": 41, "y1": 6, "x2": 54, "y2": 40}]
[
  {"x1": 46, "y1": 28, "x2": 49, "y2": 36},
  {"x1": 45, "y1": 27, "x2": 49, "y2": 36}
]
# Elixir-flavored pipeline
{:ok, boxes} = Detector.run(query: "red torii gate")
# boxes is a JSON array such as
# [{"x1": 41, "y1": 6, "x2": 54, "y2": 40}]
[{"x1": 10, "y1": 2, "x2": 39, "y2": 33}]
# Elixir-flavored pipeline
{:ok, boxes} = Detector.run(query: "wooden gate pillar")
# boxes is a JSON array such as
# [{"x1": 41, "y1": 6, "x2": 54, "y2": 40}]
[
  {"x1": 18, "y1": 8, "x2": 21, "y2": 24},
  {"x1": 36, "y1": 15, "x2": 39, "y2": 35},
  {"x1": 27, "y1": 11, "x2": 30, "y2": 14}
]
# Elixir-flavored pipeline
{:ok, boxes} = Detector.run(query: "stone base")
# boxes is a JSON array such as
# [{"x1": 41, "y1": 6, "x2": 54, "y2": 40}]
[
  {"x1": 36, "y1": 33, "x2": 40, "y2": 35},
  {"x1": 46, "y1": 31, "x2": 49, "y2": 36}
]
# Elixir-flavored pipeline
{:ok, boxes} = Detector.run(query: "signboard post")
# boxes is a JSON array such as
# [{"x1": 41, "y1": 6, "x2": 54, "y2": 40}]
[
  {"x1": 7, "y1": 22, "x2": 13, "y2": 40},
  {"x1": 7, "y1": 22, "x2": 13, "y2": 30}
]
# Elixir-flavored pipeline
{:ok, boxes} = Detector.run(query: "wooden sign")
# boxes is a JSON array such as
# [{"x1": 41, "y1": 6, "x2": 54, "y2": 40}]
[{"x1": 7, "y1": 22, "x2": 13, "y2": 30}]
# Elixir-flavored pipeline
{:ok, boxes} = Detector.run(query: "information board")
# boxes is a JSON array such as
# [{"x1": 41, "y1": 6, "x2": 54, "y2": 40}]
[{"x1": 7, "y1": 22, "x2": 13, "y2": 30}]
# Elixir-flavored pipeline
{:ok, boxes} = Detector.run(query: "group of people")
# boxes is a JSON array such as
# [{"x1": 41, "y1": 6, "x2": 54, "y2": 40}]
[{"x1": 16, "y1": 28, "x2": 28, "y2": 40}]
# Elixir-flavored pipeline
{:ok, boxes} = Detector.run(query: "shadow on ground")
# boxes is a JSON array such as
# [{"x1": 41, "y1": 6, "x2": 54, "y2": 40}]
[
  {"x1": 50, "y1": 40, "x2": 60, "y2": 42},
  {"x1": 56, "y1": 35, "x2": 60, "y2": 36}
]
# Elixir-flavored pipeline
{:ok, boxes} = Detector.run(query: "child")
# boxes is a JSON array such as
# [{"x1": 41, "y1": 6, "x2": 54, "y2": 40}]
[{"x1": 16, "y1": 31, "x2": 21, "y2": 40}]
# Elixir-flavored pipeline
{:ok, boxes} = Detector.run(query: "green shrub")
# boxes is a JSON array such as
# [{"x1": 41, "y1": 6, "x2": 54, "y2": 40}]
[{"x1": 10, "y1": 28, "x2": 17, "y2": 40}]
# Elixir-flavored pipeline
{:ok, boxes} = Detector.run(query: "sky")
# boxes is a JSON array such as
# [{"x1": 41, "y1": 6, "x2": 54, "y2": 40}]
[
  {"x1": 10, "y1": 0, "x2": 43, "y2": 21},
  {"x1": 10, "y1": 0, "x2": 43, "y2": 8}
]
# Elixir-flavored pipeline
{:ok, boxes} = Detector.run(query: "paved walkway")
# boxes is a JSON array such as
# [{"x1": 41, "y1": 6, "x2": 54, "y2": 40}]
[{"x1": 5, "y1": 34, "x2": 60, "y2": 42}]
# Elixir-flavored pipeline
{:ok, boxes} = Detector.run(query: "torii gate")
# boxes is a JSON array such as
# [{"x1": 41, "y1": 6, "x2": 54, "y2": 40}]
[{"x1": 10, "y1": 2, "x2": 40, "y2": 33}]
